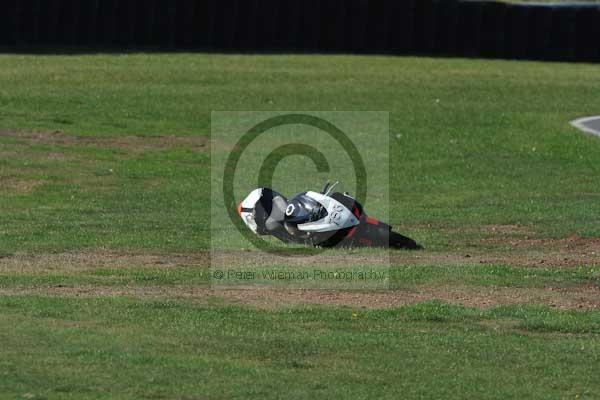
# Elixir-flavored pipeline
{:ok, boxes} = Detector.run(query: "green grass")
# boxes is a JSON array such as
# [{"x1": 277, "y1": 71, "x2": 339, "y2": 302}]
[
  {"x1": 2, "y1": 53, "x2": 600, "y2": 398},
  {"x1": 0, "y1": 135, "x2": 209, "y2": 253},
  {"x1": 0, "y1": 296, "x2": 599, "y2": 400},
  {"x1": 1, "y1": 54, "x2": 600, "y2": 253},
  {"x1": 1, "y1": 264, "x2": 597, "y2": 289}
]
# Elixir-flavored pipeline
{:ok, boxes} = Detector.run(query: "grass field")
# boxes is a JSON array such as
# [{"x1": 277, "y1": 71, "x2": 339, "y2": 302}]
[{"x1": 1, "y1": 53, "x2": 600, "y2": 399}]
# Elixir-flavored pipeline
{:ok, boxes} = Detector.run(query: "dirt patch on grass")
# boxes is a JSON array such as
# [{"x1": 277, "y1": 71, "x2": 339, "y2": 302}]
[
  {"x1": 506, "y1": 234, "x2": 600, "y2": 251},
  {"x1": 448, "y1": 224, "x2": 536, "y2": 237},
  {"x1": 1, "y1": 249, "x2": 598, "y2": 310},
  {"x1": 391, "y1": 249, "x2": 600, "y2": 268},
  {"x1": 0, "y1": 250, "x2": 392, "y2": 274},
  {"x1": 0, "y1": 177, "x2": 44, "y2": 193},
  {"x1": 1, "y1": 284, "x2": 598, "y2": 310},
  {"x1": 471, "y1": 233, "x2": 600, "y2": 268},
  {"x1": 439, "y1": 224, "x2": 599, "y2": 267},
  {"x1": 0, "y1": 251, "x2": 207, "y2": 273},
  {"x1": 214, "y1": 237, "x2": 600, "y2": 269},
  {"x1": 212, "y1": 251, "x2": 390, "y2": 268},
  {"x1": 0, "y1": 131, "x2": 208, "y2": 153},
  {"x1": 213, "y1": 284, "x2": 600, "y2": 310},
  {"x1": 480, "y1": 224, "x2": 536, "y2": 236},
  {"x1": 0, "y1": 239, "x2": 597, "y2": 277}
]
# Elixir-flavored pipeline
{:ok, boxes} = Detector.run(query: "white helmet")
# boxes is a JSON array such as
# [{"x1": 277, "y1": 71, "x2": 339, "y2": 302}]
[{"x1": 237, "y1": 188, "x2": 287, "y2": 235}]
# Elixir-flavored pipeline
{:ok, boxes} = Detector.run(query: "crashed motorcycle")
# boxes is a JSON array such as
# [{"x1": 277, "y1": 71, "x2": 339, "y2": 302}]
[{"x1": 237, "y1": 181, "x2": 421, "y2": 249}]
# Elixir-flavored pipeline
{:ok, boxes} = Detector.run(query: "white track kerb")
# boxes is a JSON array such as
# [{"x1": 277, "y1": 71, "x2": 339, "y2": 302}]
[{"x1": 570, "y1": 116, "x2": 600, "y2": 138}]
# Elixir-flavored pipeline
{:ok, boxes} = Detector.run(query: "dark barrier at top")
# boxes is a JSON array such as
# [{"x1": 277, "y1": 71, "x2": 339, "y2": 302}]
[{"x1": 1, "y1": 0, "x2": 599, "y2": 62}]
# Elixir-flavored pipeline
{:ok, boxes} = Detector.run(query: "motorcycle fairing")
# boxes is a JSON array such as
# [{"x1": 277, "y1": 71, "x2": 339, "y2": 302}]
[{"x1": 296, "y1": 191, "x2": 360, "y2": 233}]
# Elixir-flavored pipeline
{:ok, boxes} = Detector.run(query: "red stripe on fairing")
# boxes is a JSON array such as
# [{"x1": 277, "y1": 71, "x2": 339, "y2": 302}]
[
  {"x1": 365, "y1": 216, "x2": 379, "y2": 225},
  {"x1": 347, "y1": 227, "x2": 357, "y2": 238},
  {"x1": 352, "y1": 206, "x2": 361, "y2": 218}
]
